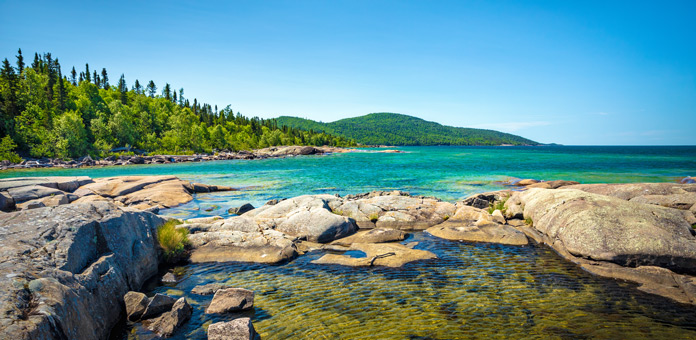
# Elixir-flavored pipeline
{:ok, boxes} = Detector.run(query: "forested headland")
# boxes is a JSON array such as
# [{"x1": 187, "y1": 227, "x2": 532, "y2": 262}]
[
  {"x1": 276, "y1": 113, "x2": 539, "y2": 146},
  {"x1": 0, "y1": 49, "x2": 355, "y2": 162}
]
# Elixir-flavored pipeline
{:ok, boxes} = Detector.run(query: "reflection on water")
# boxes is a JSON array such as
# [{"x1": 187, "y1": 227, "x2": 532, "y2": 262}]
[{"x1": 113, "y1": 233, "x2": 696, "y2": 339}]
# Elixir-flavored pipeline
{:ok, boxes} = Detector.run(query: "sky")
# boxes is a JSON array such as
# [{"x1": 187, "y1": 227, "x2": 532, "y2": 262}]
[{"x1": 1, "y1": 0, "x2": 695, "y2": 145}]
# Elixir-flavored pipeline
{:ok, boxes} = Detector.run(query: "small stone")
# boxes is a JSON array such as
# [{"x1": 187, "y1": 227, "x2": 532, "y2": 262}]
[
  {"x1": 124, "y1": 291, "x2": 149, "y2": 322},
  {"x1": 228, "y1": 203, "x2": 255, "y2": 215},
  {"x1": 162, "y1": 272, "x2": 176, "y2": 283},
  {"x1": 191, "y1": 283, "x2": 225, "y2": 295},
  {"x1": 141, "y1": 293, "x2": 177, "y2": 320},
  {"x1": 144, "y1": 297, "x2": 192, "y2": 338},
  {"x1": 208, "y1": 318, "x2": 258, "y2": 340},
  {"x1": 205, "y1": 288, "x2": 254, "y2": 314}
]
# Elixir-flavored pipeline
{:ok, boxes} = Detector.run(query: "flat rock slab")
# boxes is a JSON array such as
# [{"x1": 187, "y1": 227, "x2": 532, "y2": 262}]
[
  {"x1": 208, "y1": 318, "x2": 259, "y2": 340},
  {"x1": 563, "y1": 182, "x2": 696, "y2": 201},
  {"x1": 6, "y1": 184, "x2": 65, "y2": 203},
  {"x1": 312, "y1": 242, "x2": 437, "y2": 268},
  {"x1": 206, "y1": 288, "x2": 255, "y2": 314},
  {"x1": 331, "y1": 228, "x2": 407, "y2": 246},
  {"x1": 192, "y1": 283, "x2": 226, "y2": 295},
  {"x1": 188, "y1": 229, "x2": 297, "y2": 264},
  {"x1": 426, "y1": 205, "x2": 528, "y2": 246}
]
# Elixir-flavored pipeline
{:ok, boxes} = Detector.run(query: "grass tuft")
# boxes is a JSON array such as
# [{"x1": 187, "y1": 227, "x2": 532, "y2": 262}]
[
  {"x1": 525, "y1": 217, "x2": 533, "y2": 226},
  {"x1": 157, "y1": 220, "x2": 189, "y2": 262},
  {"x1": 369, "y1": 213, "x2": 380, "y2": 223},
  {"x1": 488, "y1": 197, "x2": 508, "y2": 215}
]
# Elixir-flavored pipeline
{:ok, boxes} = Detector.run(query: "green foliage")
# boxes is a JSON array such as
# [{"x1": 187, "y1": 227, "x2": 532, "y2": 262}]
[
  {"x1": 369, "y1": 213, "x2": 380, "y2": 223},
  {"x1": 0, "y1": 50, "x2": 355, "y2": 159},
  {"x1": 276, "y1": 112, "x2": 539, "y2": 146},
  {"x1": 157, "y1": 220, "x2": 189, "y2": 262},
  {"x1": 0, "y1": 136, "x2": 21, "y2": 163},
  {"x1": 525, "y1": 217, "x2": 533, "y2": 226},
  {"x1": 488, "y1": 198, "x2": 508, "y2": 214}
]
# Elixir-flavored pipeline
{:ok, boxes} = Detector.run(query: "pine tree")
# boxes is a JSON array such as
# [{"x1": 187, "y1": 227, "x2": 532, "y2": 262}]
[
  {"x1": 32, "y1": 52, "x2": 40, "y2": 69},
  {"x1": 147, "y1": 80, "x2": 156, "y2": 98},
  {"x1": 173, "y1": 91, "x2": 177, "y2": 103},
  {"x1": 101, "y1": 68, "x2": 109, "y2": 89},
  {"x1": 93, "y1": 70, "x2": 98, "y2": 86},
  {"x1": 163, "y1": 83, "x2": 172, "y2": 101},
  {"x1": 118, "y1": 74, "x2": 128, "y2": 104},
  {"x1": 85, "y1": 63, "x2": 91, "y2": 82},
  {"x1": 70, "y1": 67, "x2": 77, "y2": 85},
  {"x1": 133, "y1": 79, "x2": 142, "y2": 94},
  {"x1": 0, "y1": 59, "x2": 19, "y2": 135},
  {"x1": 56, "y1": 67, "x2": 66, "y2": 111},
  {"x1": 45, "y1": 54, "x2": 55, "y2": 101},
  {"x1": 79, "y1": 72, "x2": 84, "y2": 83},
  {"x1": 16, "y1": 49, "x2": 24, "y2": 75},
  {"x1": 178, "y1": 88, "x2": 184, "y2": 106}
]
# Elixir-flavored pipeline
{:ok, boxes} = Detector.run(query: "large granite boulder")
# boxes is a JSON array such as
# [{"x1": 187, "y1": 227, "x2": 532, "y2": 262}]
[
  {"x1": 331, "y1": 228, "x2": 407, "y2": 246},
  {"x1": 563, "y1": 182, "x2": 696, "y2": 201},
  {"x1": 333, "y1": 192, "x2": 455, "y2": 230},
  {"x1": 244, "y1": 195, "x2": 357, "y2": 242},
  {"x1": 188, "y1": 229, "x2": 297, "y2": 264},
  {"x1": 508, "y1": 188, "x2": 696, "y2": 304},
  {"x1": 0, "y1": 202, "x2": 164, "y2": 340},
  {"x1": 425, "y1": 205, "x2": 528, "y2": 246}
]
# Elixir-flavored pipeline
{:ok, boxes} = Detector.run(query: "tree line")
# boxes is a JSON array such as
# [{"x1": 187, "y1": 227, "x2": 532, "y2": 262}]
[{"x1": 0, "y1": 49, "x2": 355, "y2": 161}]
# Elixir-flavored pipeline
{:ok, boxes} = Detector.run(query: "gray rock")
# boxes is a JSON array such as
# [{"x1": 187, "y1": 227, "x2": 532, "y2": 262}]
[
  {"x1": 0, "y1": 202, "x2": 164, "y2": 339},
  {"x1": 331, "y1": 228, "x2": 407, "y2": 246},
  {"x1": 144, "y1": 297, "x2": 192, "y2": 338},
  {"x1": 141, "y1": 293, "x2": 178, "y2": 320},
  {"x1": 228, "y1": 203, "x2": 255, "y2": 215},
  {"x1": 426, "y1": 206, "x2": 528, "y2": 246},
  {"x1": 208, "y1": 318, "x2": 259, "y2": 340},
  {"x1": 629, "y1": 193, "x2": 696, "y2": 210},
  {"x1": 7, "y1": 184, "x2": 65, "y2": 203},
  {"x1": 205, "y1": 288, "x2": 255, "y2": 314},
  {"x1": 563, "y1": 182, "x2": 696, "y2": 200},
  {"x1": 0, "y1": 191, "x2": 15, "y2": 212},
  {"x1": 162, "y1": 272, "x2": 177, "y2": 283},
  {"x1": 312, "y1": 242, "x2": 437, "y2": 268},
  {"x1": 124, "y1": 291, "x2": 149, "y2": 322}
]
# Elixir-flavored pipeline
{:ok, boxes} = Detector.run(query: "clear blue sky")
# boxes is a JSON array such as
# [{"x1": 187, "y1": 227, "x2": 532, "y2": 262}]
[{"x1": 1, "y1": 0, "x2": 694, "y2": 145}]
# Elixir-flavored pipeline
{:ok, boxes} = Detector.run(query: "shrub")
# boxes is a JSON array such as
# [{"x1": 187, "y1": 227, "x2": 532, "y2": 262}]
[
  {"x1": 157, "y1": 220, "x2": 189, "y2": 262},
  {"x1": 369, "y1": 213, "x2": 380, "y2": 223},
  {"x1": 488, "y1": 197, "x2": 508, "y2": 214},
  {"x1": 0, "y1": 136, "x2": 22, "y2": 163},
  {"x1": 525, "y1": 217, "x2": 533, "y2": 226}
]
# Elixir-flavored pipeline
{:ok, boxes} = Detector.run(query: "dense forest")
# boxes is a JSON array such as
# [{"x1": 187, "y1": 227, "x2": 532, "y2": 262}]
[
  {"x1": 276, "y1": 113, "x2": 539, "y2": 146},
  {"x1": 0, "y1": 50, "x2": 355, "y2": 161}
]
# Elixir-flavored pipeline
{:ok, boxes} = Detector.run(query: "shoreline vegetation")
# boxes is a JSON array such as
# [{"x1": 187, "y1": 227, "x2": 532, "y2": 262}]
[
  {"x1": 1, "y1": 175, "x2": 695, "y2": 339},
  {"x1": 0, "y1": 50, "x2": 540, "y2": 168}
]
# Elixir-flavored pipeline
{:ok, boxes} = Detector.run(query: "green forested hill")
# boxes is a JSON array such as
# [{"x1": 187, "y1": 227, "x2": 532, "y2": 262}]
[
  {"x1": 0, "y1": 50, "x2": 354, "y2": 161},
  {"x1": 276, "y1": 113, "x2": 539, "y2": 146}
]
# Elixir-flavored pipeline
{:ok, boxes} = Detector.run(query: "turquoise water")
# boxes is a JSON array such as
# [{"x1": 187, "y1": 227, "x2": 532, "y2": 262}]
[
  {"x1": 4, "y1": 146, "x2": 696, "y2": 339},
  {"x1": 3, "y1": 146, "x2": 695, "y2": 220}
]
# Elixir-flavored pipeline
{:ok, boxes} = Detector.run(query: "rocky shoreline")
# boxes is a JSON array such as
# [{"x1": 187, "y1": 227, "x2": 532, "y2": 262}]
[
  {"x1": 1, "y1": 175, "x2": 695, "y2": 339},
  {"x1": 0, "y1": 145, "x2": 405, "y2": 171}
]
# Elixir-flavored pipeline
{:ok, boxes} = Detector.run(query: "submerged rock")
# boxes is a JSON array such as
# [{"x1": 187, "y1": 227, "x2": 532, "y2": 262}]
[
  {"x1": 206, "y1": 288, "x2": 255, "y2": 314},
  {"x1": 312, "y1": 242, "x2": 437, "y2": 267},
  {"x1": 141, "y1": 293, "x2": 178, "y2": 320},
  {"x1": 208, "y1": 318, "x2": 259, "y2": 340},
  {"x1": 191, "y1": 283, "x2": 226, "y2": 295}
]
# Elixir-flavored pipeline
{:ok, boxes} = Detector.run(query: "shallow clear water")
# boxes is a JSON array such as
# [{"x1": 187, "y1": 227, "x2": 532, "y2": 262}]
[{"x1": 4, "y1": 146, "x2": 696, "y2": 338}]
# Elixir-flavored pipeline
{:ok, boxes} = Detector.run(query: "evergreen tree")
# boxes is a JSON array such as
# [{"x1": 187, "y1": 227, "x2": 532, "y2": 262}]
[
  {"x1": 56, "y1": 67, "x2": 66, "y2": 111},
  {"x1": 32, "y1": 52, "x2": 40, "y2": 69},
  {"x1": 118, "y1": 74, "x2": 128, "y2": 104},
  {"x1": 78, "y1": 72, "x2": 84, "y2": 83},
  {"x1": 85, "y1": 63, "x2": 91, "y2": 82},
  {"x1": 163, "y1": 83, "x2": 172, "y2": 101},
  {"x1": 16, "y1": 49, "x2": 24, "y2": 74},
  {"x1": 70, "y1": 67, "x2": 77, "y2": 85},
  {"x1": 178, "y1": 88, "x2": 184, "y2": 106},
  {"x1": 173, "y1": 91, "x2": 177, "y2": 103},
  {"x1": 0, "y1": 59, "x2": 19, "y2": 135},
  {"x1": 147, "y1": 80, "x2": 156, "y2": 98},
  {"x1": 101, "y1": 68, "x2": 109, "y2": 89},
  {"x1": 93, "y1": 70, "x2": 98, "y2": 86},
  {"x1": 45, "y1": 54, "x2": 55, "y2": 101},
  {"x1": 133, "y1": 79, "x2": 142, "y2": 94}
]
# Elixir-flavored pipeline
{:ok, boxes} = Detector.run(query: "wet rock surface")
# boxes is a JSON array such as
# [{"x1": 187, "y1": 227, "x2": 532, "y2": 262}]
[
  {"x1": 312, "y1": 242, "x2": 437, "y2": 267},
  {"x1": 206, "y1": 288, "x2": 255, "y2": 314},
  {"x1": 425, "y1": 205, "x2": 528, "y2": 246}
]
